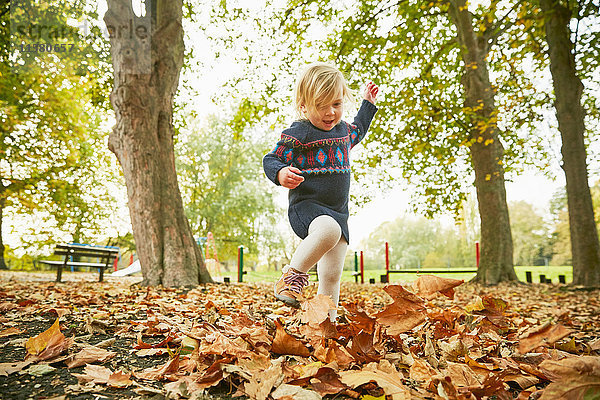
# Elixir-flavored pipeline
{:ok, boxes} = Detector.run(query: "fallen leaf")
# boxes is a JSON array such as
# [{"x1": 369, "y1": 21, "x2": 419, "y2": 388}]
[
  {"x1": 135, "y1": 354, "x2": 180, "y2": 381},
  {"x1": 375, "y1": 289, "x2": 427, "y2": 337},
  {"x1": 25, "y1": 318, "x2": 62, "y2": 356},
  {"x1": 65, "y1": 346, "x2": 116, "y2": 369},
  {"x1": 271, "y1": 319, "x2": 310, "y2": 357},
  {"x1": 72, "y1": 364, "x2": 133, "y2": 387},
  {"x1": 445, "y1": 362, "x2": 486, "y2": 387},
  {"x1": 300, "y1": 294, "x2": 336, "y2": 325},
  {"x1": 340, "y1": 362, "x2": 412, "y2": 400},
  {"x1": 0, "y1": 360, "x2": 33, "y2": 376},
  {"x1": 309, "y1": 367, "x2": 346, "y2": 396},
  {"x1": 243, "y1": 357, "x2": 284, "y2": 400},
  {"x1": 518, "y1": 323, "x2": 573, "y2": 354},
  {"x1": 413, "y1": 275, "x2": 464, "y2": 299},
  {"x1": 271, "y1": 383, "x2": 322, "y2": 400},
  {"x1": 409, "y1": 359, "x2": 439, "y2": 383},
  {"x1": 0, "y1": 327, "x2": 23, "y2": 338},
  {"x1": 382, "y1": 285, "x2": 425, "y2": 311},
  {"x1": 25, "y1": 318, "x2": 72, "y2": 361}
]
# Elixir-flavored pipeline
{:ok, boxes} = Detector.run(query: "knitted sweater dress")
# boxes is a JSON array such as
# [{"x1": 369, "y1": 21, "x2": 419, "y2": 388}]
[{"x1": 263, "y1": 100, "x2": 378, "y2": 243}]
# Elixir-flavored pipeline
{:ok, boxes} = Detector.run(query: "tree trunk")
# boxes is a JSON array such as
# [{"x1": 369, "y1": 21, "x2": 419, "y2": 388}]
[
  {"x1": 0, "y1": 197, "x2": 7, "y2": 270},
  {"x1": 540, "y1": 0, "x2": 600, "y2": 286},
  {"x1": 449, "y1": 0, "x2": 518, "y2": 284},
  {"x1": 104, "y1": 0, "x2": 212, "y2": 286}
]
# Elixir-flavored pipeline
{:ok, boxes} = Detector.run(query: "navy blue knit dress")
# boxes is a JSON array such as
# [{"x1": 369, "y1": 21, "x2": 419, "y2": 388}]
[{"x1": 263, "y1": 100, "x2": 378, "y2": 243}]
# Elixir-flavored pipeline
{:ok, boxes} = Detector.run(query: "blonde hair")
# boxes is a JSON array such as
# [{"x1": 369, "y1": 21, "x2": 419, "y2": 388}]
[{"x1": 294, "y1": 62, "x2": 351, "y2": 117}]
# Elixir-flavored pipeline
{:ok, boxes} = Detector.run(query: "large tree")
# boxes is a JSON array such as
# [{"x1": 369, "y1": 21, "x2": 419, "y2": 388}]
[
  {"x1": 538, "y1": 0, "x2": 600, "y2": 285},
  {"x1": 104, "y1": 0, "x2": 212, "y2": 286}
]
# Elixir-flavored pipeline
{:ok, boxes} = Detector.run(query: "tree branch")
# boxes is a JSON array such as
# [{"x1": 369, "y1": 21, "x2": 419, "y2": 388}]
[
  {"x1": 485, "y1": 2, "x2": 521, "y2": 48},
  {"x1": 422, "y1": 37, "x2": 457, "y2": 76}
]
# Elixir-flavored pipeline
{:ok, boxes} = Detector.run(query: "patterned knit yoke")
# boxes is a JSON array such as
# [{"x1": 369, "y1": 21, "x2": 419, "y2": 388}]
[{"x1": 263, "y1": 99, "x2": 378, "y2": 242}]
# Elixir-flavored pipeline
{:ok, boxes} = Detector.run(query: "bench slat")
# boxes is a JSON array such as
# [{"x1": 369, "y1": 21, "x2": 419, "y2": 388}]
[
  {"x1": 388, "y1": 269, "x2": 477, "y2": 273},
  {"x1": 54, "y1": 251, "x2": 118, "y2": 259},
  {"x1": 39, "y1": 260, "x2": 111, "y2": 268}
]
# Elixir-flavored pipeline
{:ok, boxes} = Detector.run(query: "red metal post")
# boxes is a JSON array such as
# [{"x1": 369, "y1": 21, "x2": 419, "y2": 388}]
[
  {"x1": 475, "y1": 241, "x2": 480, "y2": 269},
  {"x1": 360, "y1": 251, "x2": 365, "y2": 284},
  {"x1": 385, "y1": 241, "x2": 390, "y2": 281}
]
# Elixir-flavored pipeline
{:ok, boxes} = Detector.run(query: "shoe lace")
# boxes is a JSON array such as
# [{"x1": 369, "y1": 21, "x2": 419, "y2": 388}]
[{"x1": 284, "y1": 270, "x2": 309, "y2": 294}]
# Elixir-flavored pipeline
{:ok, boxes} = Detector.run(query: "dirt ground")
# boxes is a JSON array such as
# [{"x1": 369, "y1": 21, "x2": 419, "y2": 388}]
[{"x1": 0, "y1": 270, "x2": 599, "y2": 400}]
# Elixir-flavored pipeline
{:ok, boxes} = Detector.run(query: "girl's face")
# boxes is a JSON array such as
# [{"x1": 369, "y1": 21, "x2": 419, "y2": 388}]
[{"x1": 302, "y1": 98, "x2": 344, "y2": 131}]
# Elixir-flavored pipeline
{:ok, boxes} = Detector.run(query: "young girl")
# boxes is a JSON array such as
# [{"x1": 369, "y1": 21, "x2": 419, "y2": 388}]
[{"x1": 263, "y1": 62, "x2": 378, "y2": 320}]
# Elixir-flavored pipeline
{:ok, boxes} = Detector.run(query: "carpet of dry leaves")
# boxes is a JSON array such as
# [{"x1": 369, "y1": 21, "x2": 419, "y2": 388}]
[{"x1": 1, "y1": 270, "x2": 599, "y2": 400}]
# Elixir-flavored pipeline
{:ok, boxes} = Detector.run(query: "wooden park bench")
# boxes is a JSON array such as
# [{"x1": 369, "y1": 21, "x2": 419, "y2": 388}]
[{"x1": 39, "y1": 244, "x2": 120, "y2": 283}]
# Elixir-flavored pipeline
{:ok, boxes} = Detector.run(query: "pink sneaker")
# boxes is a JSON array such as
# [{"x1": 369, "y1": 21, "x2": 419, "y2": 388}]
[{"x1": 274, "y1": 266, "x2": 309, "y2": 308}]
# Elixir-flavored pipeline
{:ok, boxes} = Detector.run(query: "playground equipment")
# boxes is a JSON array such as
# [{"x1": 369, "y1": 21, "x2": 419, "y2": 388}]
[{"x1": 112, "y1": 259, "x2": 141, "y2": 276}]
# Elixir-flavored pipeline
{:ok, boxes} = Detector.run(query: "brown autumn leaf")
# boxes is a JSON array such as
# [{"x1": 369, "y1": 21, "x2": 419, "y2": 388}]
[
  {"x1": 25, "y1": 318, "x2": 62, "y2": 356},
  {"x1": 134, "y1": 331, "x2": 174, "y2": 349},
  {"x1": 409, "y1": 358, "x2": 439, "y2": 383},
  {"x1": 382, "y1": 285, "x2": 425, "y2": 311},
  {"x1": 374, "y1": 284, "x2": 427, "y2": 335},
  {"x1": 445, "y1": 362, "x2": 487, "y2": 387},
  {"x1": 72, "y1": 364, "x2": 133, "y2": 387},
  {"x1": 135, "y1": 354, "x2": 180, "y2": 381},
  {"x1": 271, "y1": 318, "x2": 310, "y2": 357},
  {"x1": 25, "y1": 318, "x2": 72, "y2": 361},
  {"x1": 340, "y1": 361, "x2": 412, "y2": 400},
  {"x1": 310, "y1": 367, "x2": 347, "y2": 396},
  {"x1": 65, "y1": 346, "x2": 116, "y2": 369},
  {"x1": 0, "y1": 327, "x2": 23, "y2": 338},
  {"x1": 271, "y1": 383, "x2": 322, "y2": 400},
  {"x1": 375, "y1": 303, "x2": 427, "y2": 336},
  {"x1": 0, "y1": 360, "x2": 33, "y2": 376},
  {"x1": 518, "y1": 323, "x2": 573, "y2": 354},
  {"x1": 343, "y1": 302, "x2": 377, "y2": 335},
  {"x1": 243, "y1": 357, "x2": 284, "y2": 400},
  {"x1": 44, "y1": 307, "x2": 70, "y2": 318},
  {"x1": 313, "y1": 340, "x2": 355, "y2": 368},
  {"x1": 413, "y1": 274, "x2": 464, "y2": 299},
  {"x1": 300, "y1": 294, "x2": 336, "y2": 325}
]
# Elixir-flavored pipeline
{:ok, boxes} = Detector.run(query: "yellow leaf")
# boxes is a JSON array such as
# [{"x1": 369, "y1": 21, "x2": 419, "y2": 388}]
[
  {"x1": 25, "y1": 318, "x2": 61, "y2": 356},
  {"x1": 485, "y1": 174, "x2": 491, "y2": 181},
  {"x1": 484, "y1": 138, "x2": 494, "y2": 146}
]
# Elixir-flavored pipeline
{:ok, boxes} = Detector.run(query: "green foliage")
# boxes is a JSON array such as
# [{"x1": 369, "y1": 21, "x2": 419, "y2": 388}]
[
  {"x1": 548, "y1": 182, "x2": 600, "y2": 266},
  {"x1": 1, "y1": 0, "x2": 119, "y2": 254},
  {"x1": 509, "y1": 200, "x2": 553, "y2": 266},
  {"x1": 175, "y1": 115, "x2": 284, "y2": 264},
  {"x1": 359, "y1": 215, "x2": 478, "y2": 271}
]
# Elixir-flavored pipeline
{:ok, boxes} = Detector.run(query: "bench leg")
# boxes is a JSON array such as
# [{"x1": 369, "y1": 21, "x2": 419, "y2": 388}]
[
  {"x1": 99, "y1": 267, "x2": 104, "y2": 282},
  {"x1": 56, "y1": 264, "x2": 63, "y2": 282}
]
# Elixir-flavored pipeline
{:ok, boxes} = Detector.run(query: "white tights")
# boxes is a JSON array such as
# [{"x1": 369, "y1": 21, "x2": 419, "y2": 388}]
[{"x1": 290, "y1": 215, "x2": 348, "y2": 320}]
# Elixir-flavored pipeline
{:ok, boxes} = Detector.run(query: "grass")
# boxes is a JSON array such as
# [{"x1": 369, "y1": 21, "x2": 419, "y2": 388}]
[{"x1": 221, "y1": 265, "x2": 573, "y2": 285}]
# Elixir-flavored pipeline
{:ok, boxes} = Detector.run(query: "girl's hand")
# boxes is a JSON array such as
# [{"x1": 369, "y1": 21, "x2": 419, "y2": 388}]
[
  {"x1": 278, "y1": 166, "x2": 304, "y2": 189},
  {"x1": 363, "y1": 81, "x2": 379, "y2": 104}
]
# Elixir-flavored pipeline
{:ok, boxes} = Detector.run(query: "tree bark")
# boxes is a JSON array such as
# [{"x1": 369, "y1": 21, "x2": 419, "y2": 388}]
[
  {"x1": 0, "y1": 197, "x2": 7, "y2": 270},
  {"x1": 448, "y1": 0, "x2": 518, "y2": 284},
  {"x1": 540, "y1": 0, "x2": 600, "y2": 286},
  {"x1": 104, "y1": 0, "x2": 212, "y2": 286}
]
